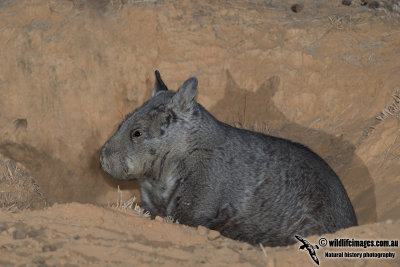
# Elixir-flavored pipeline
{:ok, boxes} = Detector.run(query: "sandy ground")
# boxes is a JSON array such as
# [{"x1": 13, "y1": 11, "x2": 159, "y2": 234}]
[
  {"x1": 0, "y1": 202, "x2": 398, "y2": 267},
  {"x1": 1, "y1": 0, "x2": 400, "y2": 266}
]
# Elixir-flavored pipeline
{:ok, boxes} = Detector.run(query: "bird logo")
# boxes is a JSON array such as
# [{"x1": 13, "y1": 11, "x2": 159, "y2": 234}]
[{"x1": 295, "y1": 235, "x2": 320, "y2": 265}]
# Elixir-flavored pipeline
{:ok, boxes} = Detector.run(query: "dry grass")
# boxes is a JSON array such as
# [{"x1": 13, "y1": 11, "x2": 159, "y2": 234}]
[
  {"x1": 328, "y1": 15, "x2": 355, "y2": 30},
  {"x1": 376, "y1": 89, "x2": 400, "y2": 121},
  {"x1": 0, "y1": 154, "x2": 48, "y2": 212},
  {"x1": 107, "y1": 185, "x2": 151, "y2": 219},
  {"x1": 259, "y1": 243, "x2": 267, "y2": 257},
  {"x1": 107, "y1": 186, "x2": 179, "y2": 223}
]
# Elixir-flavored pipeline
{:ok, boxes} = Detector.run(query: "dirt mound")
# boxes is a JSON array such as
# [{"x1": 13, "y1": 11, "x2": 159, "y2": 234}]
[{"x1": 0, "y1": 203, "x2": 398, "y2": 266}]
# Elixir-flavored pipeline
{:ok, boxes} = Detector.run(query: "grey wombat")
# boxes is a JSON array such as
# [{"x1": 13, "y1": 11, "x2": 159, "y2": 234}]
[{"x1": 100, "y1": 71, "x2": 357, "y2": 246}]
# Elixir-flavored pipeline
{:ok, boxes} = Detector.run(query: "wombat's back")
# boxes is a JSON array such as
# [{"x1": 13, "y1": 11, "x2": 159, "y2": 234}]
[{"x1": 197, "y1": 120, "x2": 357, "y2": 246}]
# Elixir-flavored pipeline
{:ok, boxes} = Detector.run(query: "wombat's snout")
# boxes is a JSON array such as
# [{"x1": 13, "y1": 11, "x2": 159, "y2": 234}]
[
  {"x1": 100, "y1": 145, "x2": 110, "y2": 160},
  {"x1": 99, "y1": 143, "x2": 128, "y2": 180},
  {"x1": 99, "y1": 146, "x2": 110, "y2": 173},
  {"x1": 100, "y1": 144, "x2": 117, "y2": 176}
]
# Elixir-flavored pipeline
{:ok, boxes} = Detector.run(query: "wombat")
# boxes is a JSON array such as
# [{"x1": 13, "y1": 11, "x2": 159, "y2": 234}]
[{"x1": 100, "y1": 71, "x2": 357, "y2": 247}]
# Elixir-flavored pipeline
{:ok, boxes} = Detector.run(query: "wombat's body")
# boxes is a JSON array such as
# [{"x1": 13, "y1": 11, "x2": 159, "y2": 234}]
[{"x1": 100, "y1": 71, "x2": 357, "y2": 247}]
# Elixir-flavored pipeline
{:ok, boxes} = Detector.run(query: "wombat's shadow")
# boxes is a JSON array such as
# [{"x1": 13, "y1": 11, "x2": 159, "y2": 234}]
[{"x1": 209, "y1": 71, "x2": 377, "y2": 225}]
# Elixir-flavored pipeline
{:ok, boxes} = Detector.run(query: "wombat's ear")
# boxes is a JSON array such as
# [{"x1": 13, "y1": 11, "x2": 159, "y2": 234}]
[
  {"x1": 171, "y1": 77, "x2": 198, "y2": 112},
  {"x1": 152, "y1": 70, "x2": 169, "y2": 97}
]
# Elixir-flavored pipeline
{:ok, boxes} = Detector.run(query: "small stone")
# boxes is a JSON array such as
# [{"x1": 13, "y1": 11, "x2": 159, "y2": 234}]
[
  {"x1": 42, "y1": 244, "x2": 57, "y2": 252},
  {"x1": 207, "y1": 230, "x2": 220, "y2": 240},
  {"x1": 368, "y1": 1, "x2": 380, "y2": 9},
  {"x1": 342, "y1": 0, "x2": 352, "y2": 6},
  {"x1": 155, "y1": 216, "x2": 163, "y2": 222},
  {"x1": 0, "y1": 222, "x2": 9, "y2": 232},
  {"x1": 291, "y1": 3, "x2": 304, "y2": 13},
  {"x1": 13, "y1": 228, "x2": 26, "y2": 240},
  {"x1": 197, "y1": 225, "x2": 209, "y2": 236},
  {"x1": 217, "y1": 241, "x2": 232, "y2": 249},
  {"x1": 27, "y1": 230, "x2": 40, "y2": 238}
]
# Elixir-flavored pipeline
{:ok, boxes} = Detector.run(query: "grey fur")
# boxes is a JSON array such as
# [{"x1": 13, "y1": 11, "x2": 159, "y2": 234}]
[{"x1": 100, "y1": 71, "x2": 357, "y2": 247}]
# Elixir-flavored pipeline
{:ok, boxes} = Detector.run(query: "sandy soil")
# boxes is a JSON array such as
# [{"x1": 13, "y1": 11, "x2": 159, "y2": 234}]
[
  {"x1": 1, "y1": 0, "x2": 400, "y2": 266},
  {"x1": 0, "y1": 202, "x2": 398, "y2": 267}
]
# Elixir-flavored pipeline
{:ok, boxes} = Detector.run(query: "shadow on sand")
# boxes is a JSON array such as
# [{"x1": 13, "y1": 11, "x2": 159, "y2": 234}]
[{"x1": 208, "y1": 70, "x2": 377, "y2": 225}]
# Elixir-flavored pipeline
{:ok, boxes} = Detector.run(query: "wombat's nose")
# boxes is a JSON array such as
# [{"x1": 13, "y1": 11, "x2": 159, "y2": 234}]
[
  {"x1": 100, "y1": 151, "x2": 104, "y2": 164},
  {"x1": 100, "y1": 146, "x2": 109, "y2": 165},
  {"x1": 100, "y1": 148, "x2": 110, "y2": 171},
  {"x1": 101, "y1": 145, "x2": 111, "y2": 158}
]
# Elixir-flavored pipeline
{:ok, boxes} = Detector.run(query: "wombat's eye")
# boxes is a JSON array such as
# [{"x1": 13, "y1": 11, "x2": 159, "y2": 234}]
[{"x1": 130, "y1": 130, "x2": 142, "y2": 139}]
